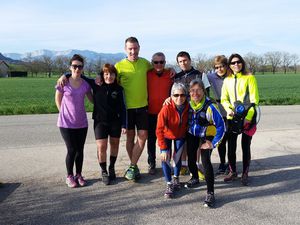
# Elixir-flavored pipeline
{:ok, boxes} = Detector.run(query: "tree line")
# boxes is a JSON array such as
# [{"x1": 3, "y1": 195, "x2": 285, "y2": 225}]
[
  {"x1": 193, "y1": 51, "x2": 299, "y2": 75},
  {"x1": 12, "y1": 51, "x2": 300, "y2": 77}
]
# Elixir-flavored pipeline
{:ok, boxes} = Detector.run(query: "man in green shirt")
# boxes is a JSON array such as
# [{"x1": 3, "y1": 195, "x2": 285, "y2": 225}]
[{"x1": 115, "y1": 37, "x2": 152, "y2": 181}]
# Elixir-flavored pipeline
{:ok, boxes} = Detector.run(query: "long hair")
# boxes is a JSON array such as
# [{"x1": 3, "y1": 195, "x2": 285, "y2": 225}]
[{"x1": 228, "y1": 53, "x2": 248, "y2": 75}]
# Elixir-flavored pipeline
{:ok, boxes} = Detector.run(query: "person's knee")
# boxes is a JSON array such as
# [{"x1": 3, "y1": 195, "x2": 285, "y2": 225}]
[{"x1": 137, "y1": 130, "x2": 148, "y2": 142}]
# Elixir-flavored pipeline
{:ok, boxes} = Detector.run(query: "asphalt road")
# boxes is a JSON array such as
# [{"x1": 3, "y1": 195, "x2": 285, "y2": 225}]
[{"x1": 1, "y1": 105, "x2": 300, "y2": 225}]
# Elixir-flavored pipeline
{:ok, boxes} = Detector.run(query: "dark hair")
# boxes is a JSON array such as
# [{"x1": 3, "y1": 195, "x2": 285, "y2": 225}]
[
  {"x1": 70, "y1": 54, "x2": 84, "y2": 66},
  {"x1": 125, "y1": 37, "x2": 139, "y2": 46},
  {"x1": 189, "y1": 79, "x2": 207, "y2": 96},
  {"x1": 176, "y1": 51, "x2": 191, "y2": 62},
  {"x1": 228, "y1": 53, "x2": 248, "y2": 75},
  {"x1": 214, "y1": 55, "x2": 228, "y2": 66},
  {"x1": 100, "y1": 63, "x2": 118, "y2": 84}
]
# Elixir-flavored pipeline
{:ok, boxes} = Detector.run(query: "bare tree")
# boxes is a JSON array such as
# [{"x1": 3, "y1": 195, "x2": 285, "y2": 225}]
[
  {"x1": 85, "y1": 59, "x2": 96, "y2": 76},
  {"x1": 245, "y1": 52, "x2": 260, "y2": 74},
  {"x1": 41, "y1": 55, "x2": 54, "y2": 77},
  {"x1": 94, "y1": 57, "x2": 103, "y2": 74},
  {"x1": 194, "y1": 53, "x2": 213, "y2": 73},
  {"x1": 54, "y1": 55, "x2": 69, "y2": 76},
  {"x1": 291, "y1": 54, "x2": 299, "y2": 74},
  {"x1": 265, "y1": 51, "x2": 282, "y2": 74},
  {"x1": 258, "y1": 55, "x2": 268, "y2": 74},
  {"x1": 281, "y1": 52, "x2": 293, "y2": 74}
]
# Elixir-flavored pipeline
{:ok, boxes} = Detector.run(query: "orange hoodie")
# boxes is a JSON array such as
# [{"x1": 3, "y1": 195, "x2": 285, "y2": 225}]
[{"x1": 156, "y1": 100, "x2": 189, "y2": 150}]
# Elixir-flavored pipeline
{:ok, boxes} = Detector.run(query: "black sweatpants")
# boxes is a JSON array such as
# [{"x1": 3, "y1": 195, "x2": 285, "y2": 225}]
[
  {"x1": 187, "y1": 133, "x2": 214, "y2": 193},
  {"x1": 60, "y1": 127, "x2": 88, "y2": 176},
  {"x1": 147, "y1": 114, "x2": 158, "y2": 168},
  {"x1": 227, "y1": 121, "x2": 252, "y2": 174}
]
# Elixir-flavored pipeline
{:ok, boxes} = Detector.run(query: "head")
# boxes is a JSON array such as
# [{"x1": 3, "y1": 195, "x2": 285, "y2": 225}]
[
  {"x1": 100, "y1": 63, "x2": 118, "y2": 84},
  {"x1": 125, "y1": 36, "x2": 140, "y2": 62},
  {"x1": 228, "y1": 53, "x2": 247, "y2": 75},
  {"x1": 189, "y1": 79, "x2": 206, "y2": 104},
  {"x1": 214, "y1": 55, "x2": 228, "y2": 77},
  {"x1": 171, "y1": 82, "x2": 187, "y2": 106},
  {"x1": 151, "y1": 52, "x2": 166, "y2": 74},
  {"x1": 69, "y1": 54, "x2": 84, "y2": 76},
  {"x1": 176, "y1": 51, "x2": 192, "y2": 72}
]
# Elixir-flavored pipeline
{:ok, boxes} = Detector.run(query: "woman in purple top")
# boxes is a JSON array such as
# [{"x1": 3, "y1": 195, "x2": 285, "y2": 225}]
[{"x1": 55, "y1": 54, "x2": 93, "y2": 188}]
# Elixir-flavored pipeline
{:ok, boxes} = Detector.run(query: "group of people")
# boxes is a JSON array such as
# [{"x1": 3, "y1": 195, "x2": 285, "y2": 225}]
[{"x1": 55, "y1": 36, "x2": 260, "y2": 208}]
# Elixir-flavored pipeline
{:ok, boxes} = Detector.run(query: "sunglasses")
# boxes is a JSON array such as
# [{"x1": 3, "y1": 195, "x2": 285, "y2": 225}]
[
  {"x1": 214, "y1": 65, "x2": 225, "y2": 70},
  {"x1": 71, "y1": 64, "x2": 84, "y2": 70},
  {"x1": 173, "y1": 94, "x2": 186, "y2": 98},
  {"x1": 230, "y1": 60, "x2": 242, "y2": 65},
  {"x1": 153, "y1": 60, "x2": 165, "y2": 64}
]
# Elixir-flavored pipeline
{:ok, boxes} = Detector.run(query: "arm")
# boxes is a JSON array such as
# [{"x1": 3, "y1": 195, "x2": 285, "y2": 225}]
[
  {"x1": 221, "y1": 79, "x2": 234, "y2": 118},
  {"x1": 245, "y1": 75, "x2": 259, "y2": 121},
  {"x1": 120, "y1": 88, "x2": 128, "y2": 131},
  {"x1": 86, "y1": 90, "x2": 93, "y2": 104},
  {"x1": 57, "y1": 72, "x2": 70, "y2": 88},
  {"x1": 156, "y1": 107, "x2": 168, "y2": 150},
  {"x1": 55, "y1": 90, "x2": 63, "y2": 111},
  {"x1": 205, "y1": 105, "x2": 225, "y2": 149}
]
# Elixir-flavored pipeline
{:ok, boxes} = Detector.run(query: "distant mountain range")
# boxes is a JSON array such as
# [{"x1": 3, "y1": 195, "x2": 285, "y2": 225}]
[
  {"x1": 3, "y1": 49, "x2": 126, "y2": 63},
  {"x1": 0, "y1": 53, "x2": 22, "y2": 64}
]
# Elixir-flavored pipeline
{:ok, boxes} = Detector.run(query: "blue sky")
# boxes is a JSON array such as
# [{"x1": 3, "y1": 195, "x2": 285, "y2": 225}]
[{"x1": 1, "y1": 0, "x2": 300, "y2": 62}]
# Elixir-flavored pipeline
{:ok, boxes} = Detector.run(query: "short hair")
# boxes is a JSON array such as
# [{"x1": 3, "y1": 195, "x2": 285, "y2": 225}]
[
  {"x1": 228, "y1": 53, "x2": 248, "y2": 75},
  {"x1": 214, "y1": 55, "x2": 228, "y2": 66},
  {"x1": 151, "y1": 52, "x2": 165, "y2": 61},
  {"x1": 100, "y1": 63, "x2": 118, "y2": 84},
  {"x1": 125, "y1": 37, "x2": 139, "y2": 46},
  {"x1": 189, "y1": 79, "x2": 206, "y2": 95},
  {"x1": 176, "y1": 51, "x2": 191, "y2": 62},
  {"x1": 171, "y1": 82, "x2": 188, "y2": 96},
  {"x1": 70, "y1": 54, "x2": 84, "y2": 66}
]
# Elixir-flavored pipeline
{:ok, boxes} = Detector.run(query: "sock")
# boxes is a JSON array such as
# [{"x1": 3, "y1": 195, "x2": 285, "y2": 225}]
[
  {"x1": 100, "y1": 162, "x2": 107, "y2": 173},
  {"x1": 109, "y1": 156, "x2": 117, "y2": 169},
  {"x1": 182, "y1": 160, "x2": 187, "y2": 167}
]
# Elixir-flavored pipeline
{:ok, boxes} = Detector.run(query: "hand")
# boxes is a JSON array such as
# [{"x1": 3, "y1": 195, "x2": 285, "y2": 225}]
[
  {"x1": 228, "y1": 109, "x2": 234, "y2": 117},
  {"x1": 57, "y1": 75, "x2": 68, "y2": 88},
  {"x1": 160, "y1": 152, "x2": 168, "y2": 161},
  {"x1": 121, "y1": 128, "x2": 127, "y2": 134},
  {"x1": 163, "y1": 97, "x2": 172, "y2": 106},
  {"x1": 95, "y1": 75, "x2": 103, "y2": 86},
  {"x1": 169, "y1": 68, "x2": 176, "y2": 78},
  {"x1": 200, "y1": 140, "x2": 213, "y2": 150}
]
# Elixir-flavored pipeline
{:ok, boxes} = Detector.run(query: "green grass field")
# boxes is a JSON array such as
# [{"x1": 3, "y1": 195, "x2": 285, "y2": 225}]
[{"x1": 0, "y1": 73, "x2": 299, "y2": 115}]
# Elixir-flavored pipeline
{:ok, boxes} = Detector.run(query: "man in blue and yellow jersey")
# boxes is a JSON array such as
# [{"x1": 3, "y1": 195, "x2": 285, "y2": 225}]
[{"x1": 115, "y1": 37, "x2": 152, "y2": 181}]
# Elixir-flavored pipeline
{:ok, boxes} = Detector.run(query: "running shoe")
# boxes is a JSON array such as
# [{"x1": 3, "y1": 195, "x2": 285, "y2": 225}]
[
  {"x1": 216, "y1": 163, "x2": 227, "y2": 175},
  {"x1": 172, "y1": 176, "x2": 181, "y2": 190},
  {"x1": 148, "y1": 166, "x2": 156, "y2": 175},
  {"x1": 203, "y1": 192, "x2": 215, "y2": 208},
  {"x1": 184, "y1": 177, "x2": 200, "y2": 188},
  {"x1": 75, "y1": 174, "x2": 87, "y2": 187},
  {"x1": 241, "y1": 173, "x2": 249, "y2": 186},
  {"x1": 133, "y1": 165, "x2": 141, "y2": 180},
  {"x1": 102, "y1": 171, "x2": 110, "y2": 185},
  {"x1": 224, "y1": 171, "x2": 238, "y2": 182},
  {"x1": 164, "y1": 183, "x2": 174, "y2": 198},
  {"x1": 109, "y1": 167, "x2": 116, "y2": 180},
  {"x1": 180, "y1": 166, "x2": 189, "y2": 175},
  {"x1": 66, "y1": 175, "x2": 77, "y2": 188}
]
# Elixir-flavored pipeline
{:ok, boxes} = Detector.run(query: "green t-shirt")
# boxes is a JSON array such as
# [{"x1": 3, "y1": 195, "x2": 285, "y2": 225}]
[{"x1": 115, "y1": 57, "x2": 151, "y2": 109}]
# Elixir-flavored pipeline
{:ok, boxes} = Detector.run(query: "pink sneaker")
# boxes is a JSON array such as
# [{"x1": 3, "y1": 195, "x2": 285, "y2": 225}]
[
  {"x1": 75, "y1": 174, "x2": 87, "y2": 187},
  {"x1": 66, "y1": 175, "x2": 77, "y2": 188}
]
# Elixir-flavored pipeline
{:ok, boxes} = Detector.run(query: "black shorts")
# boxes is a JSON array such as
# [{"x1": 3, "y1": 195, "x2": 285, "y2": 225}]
[
  {"x1": 94, "y1": 120, "x2": 122, "y2": 139},
  {"x1": 127, "y1": 106, "x2": 148, "y2": 130}
]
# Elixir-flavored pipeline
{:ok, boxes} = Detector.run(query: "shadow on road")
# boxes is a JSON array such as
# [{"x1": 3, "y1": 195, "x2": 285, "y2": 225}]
[{"x1": 0, "y1": 182, "x2": 21, "y2": 203}]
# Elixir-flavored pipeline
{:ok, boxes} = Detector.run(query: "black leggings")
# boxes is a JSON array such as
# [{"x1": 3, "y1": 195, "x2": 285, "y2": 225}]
[
  {"x1": 187, "y1": 133, "x2": 214, "y2": 193},
  {"x1": 227, "y1": 131, "x2": 252, "y2": 174},
  {"x1": 218, "y1": 131, "x2": 228, "y2": 164},
  {"x1": 60, "y1": 127, "x2": 88, "y2": 175}
]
